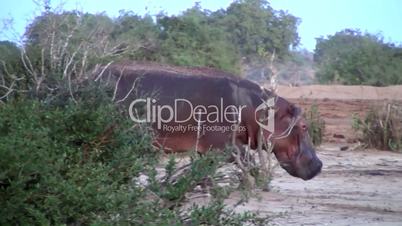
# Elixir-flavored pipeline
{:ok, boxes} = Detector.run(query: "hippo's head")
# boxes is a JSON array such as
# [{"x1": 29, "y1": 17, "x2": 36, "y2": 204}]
[{"x1": 258, "y1": 95, "x2": 322, "y2": 180}]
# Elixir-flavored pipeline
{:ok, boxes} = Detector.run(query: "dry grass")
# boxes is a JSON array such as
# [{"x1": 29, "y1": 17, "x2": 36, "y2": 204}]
[
  {"x1": 353, "y1": 103, "x2": 402, "y2": 151},
  {"x1": 305, "y1": 104, "x2": 325, "y2": 146}
]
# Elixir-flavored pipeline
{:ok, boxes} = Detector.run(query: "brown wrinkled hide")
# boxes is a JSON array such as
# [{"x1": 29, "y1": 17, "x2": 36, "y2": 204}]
[{"x1": 97, "y1": 62, "x2": 322, "y2": 180}]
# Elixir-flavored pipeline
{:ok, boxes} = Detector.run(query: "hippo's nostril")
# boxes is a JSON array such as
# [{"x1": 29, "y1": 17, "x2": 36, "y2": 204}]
[
  {"x1": 309, "y1": 158, "x2": 322, "y2": 169},
  {"x1": 313, "y1": 159, "x2": 323, "y2": 170},
  {"x1": 312, "y1": 159, "x2": 322, "y2": 175},
  {"x1": 300, "y1": 159, "x2": 322, "y2": 180},
  {"x1": 317, "y1": 160, "x2": 323, "y2": 169}
]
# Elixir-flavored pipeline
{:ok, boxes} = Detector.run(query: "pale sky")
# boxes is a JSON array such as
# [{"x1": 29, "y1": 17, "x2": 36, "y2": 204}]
[{"x1": 1, "y1": 0, "x2": 401, "y2": 50}]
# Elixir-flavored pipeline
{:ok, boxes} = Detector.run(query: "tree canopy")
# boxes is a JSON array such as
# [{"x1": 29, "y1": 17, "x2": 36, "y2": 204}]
[
  {"x1": 156, "y1": 5, "x2": 241, "y2": 73},
  {"x1": 213, "y1": 0, "x2": 299, "y2": 60},
  {"x1": 16, "y1": 0, "x2": 299, "y2": 75},
  {"x1": 2, "y1": 0, "x2": 401, "y2": 93},
  {"x1": 314, "y1": 29, "x2": 402, "y2": 86}
]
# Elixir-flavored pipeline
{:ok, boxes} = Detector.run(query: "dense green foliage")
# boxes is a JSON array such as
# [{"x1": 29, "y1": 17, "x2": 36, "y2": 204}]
[
  {"x1": 0, "y1": 0, "x2": 303, "y2": 103},
  {"x1": 157, "y1": 6, "x2": 241, "y2": 73},
  {"x1": 2, "y1": 1, "x2": 402, "y2": 89},
  {"x1": 314, "y1": 29, "x2": 402, "y2": 86},
  {"x1": 0, "y1": 92, "x2": 267, "y2": 225},
  {"x1": 0, "y1": 96, "x2": 155, "y2": 225},
  {"x1": 19, "y1": 0, "x2": 298, "y2": 75},
  {"x1": 0, "y1": 41, "x2": 21, "y2": 71},
  {"x1": 217, "y1": 0, "x2": 299, "y2": 60},
  {"x1": 0, "y1": 41, "x2": 27, "y2": 99}
]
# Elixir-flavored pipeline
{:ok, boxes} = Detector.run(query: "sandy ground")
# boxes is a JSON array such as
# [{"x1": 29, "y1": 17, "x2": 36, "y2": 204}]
[{"x1": 225, "y1": 143, "x2": 402, "y2": 226}]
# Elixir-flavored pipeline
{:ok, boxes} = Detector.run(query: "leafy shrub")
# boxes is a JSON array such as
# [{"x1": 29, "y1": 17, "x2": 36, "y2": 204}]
[
  {"x1": 353, "y1": 103, "x2": 402, "y2": 151},
  {"x1": 0, "y1": 98, "x2": 157, "y2": 225},
  {"x1": 0, "y1": 94, "x2": 266, "y2": 225},
  {"x1": 152, "y1": 152, "x2": 222, "y2": 203},
  {"x1": 187, "y1": 200, "x2": 268, "y2": 226},
  {"x1": 304, "y1": 104, "x2": 325, "y2": 145}
]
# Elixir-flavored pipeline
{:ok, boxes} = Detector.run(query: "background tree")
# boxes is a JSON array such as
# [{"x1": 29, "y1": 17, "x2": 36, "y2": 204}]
[
  {"x1": 1, "y1": 0, "x2": 303, "y2": 91},
  {"x1": 111, "y1": 11, "x2": 160, "y2": 61},
  {"x1": 314, "y1": 29, "x2": 402, "y2": 86},
  {"x1": 157, "y1": 5, "x2": 240, "y2": 73},
  {"x1": 211, "y1": 0, "x2": 300, "y2": 61},
  {"x1": 23, "y1": 11, "x2": 109, "y2": 94}
]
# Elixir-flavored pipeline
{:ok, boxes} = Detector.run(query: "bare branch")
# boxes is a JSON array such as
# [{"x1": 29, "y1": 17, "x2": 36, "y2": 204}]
[
  {"x1": 0, "y1": 60, "x2": 15, "y2": 84},
  {"x1": 0, "y1": 80, "x2": 17, "y2": 100},
  {"x1": 49, "y1": 16, "x2": 56, "y2": 70},
  {"x1": 115, "y1": 76, "x2": 141, "y2": 104},
  {"x1": 62, "y1": 42, "x2": 82, "y2": 79},
  {"x1": 78, "y1": 49, "x2": 88, "y2": 79},
  {"x1": 94, "y1": 61, "x2": 113, "y2": 82},
  {"x1": 41, "y1": 48, "x2": 45, "y2": 78},
  {"x1": 68, "y1": 63, "x2": 77, "y2": 104},
  {"x1": 58, "y1": 16, "x2": 80, "y2": 69},
  {"x1": 20, "y1": 48, "x2": 36, "y2": 79},
  {"x1": 194, "y1": 109, "x2": 203, "y2": 153},
  {"x1": 269, "y1": 49, "x2": 277, "y2": 93},
  {"x1": 112, "y1": 69, "x2": 124, "y2": 102}
]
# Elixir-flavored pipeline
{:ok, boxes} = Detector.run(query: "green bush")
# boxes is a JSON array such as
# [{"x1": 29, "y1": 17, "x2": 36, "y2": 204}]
[
  {"x1": 187, "y1": 200, "x2": 268, "y2": 226},
  {"x1": 0, "y1": 95, "x2": 266, "y2": 225},
  {"x1": 304, "y1": 104, "x2": 325, "y2": 145},
  {"x1": 0, "y1": 98, "x2": 157, "y2": 225},
  {"x1": 352, "y1": 103, "x2": 402, "y2": 151},
  {"x1": 153, "y1": 153, "x2": 222, "y2": 202}
]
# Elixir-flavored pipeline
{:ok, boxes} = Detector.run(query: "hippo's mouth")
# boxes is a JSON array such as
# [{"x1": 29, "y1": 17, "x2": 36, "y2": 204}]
[
  {"x1": 278, "y1": 161, "x2": 297, "y2": 177},
  {"x1": 278, "y1": 158, "x2": 322, "y2": 180}
]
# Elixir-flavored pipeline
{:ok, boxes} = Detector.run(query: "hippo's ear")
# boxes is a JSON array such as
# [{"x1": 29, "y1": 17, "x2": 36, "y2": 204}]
[{"x1": 288, "y1": 104, "x2": 301, "y2": 117}]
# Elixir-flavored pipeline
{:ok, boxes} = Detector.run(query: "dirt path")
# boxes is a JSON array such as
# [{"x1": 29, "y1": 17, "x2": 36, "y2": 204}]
[{"x1": 225, "y1": 144, "x2": 402, "y2": 226}]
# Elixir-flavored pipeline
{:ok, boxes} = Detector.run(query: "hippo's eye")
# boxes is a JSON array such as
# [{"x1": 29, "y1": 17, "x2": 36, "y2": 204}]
[{"x1": 301, "y1": 124, "x2": 307, "y2": 131}]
